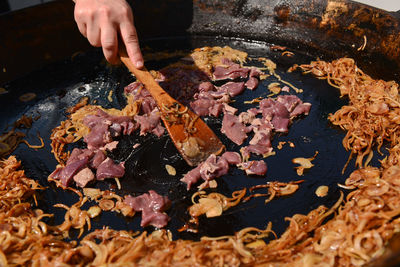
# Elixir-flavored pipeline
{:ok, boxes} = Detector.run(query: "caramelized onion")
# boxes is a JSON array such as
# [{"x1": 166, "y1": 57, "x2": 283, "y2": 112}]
[{"x1": 98, "y1": 199, "x2": 115, "y2": 211}]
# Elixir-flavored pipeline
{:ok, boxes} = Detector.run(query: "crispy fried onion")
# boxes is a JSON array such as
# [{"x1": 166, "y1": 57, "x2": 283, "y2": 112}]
[
  {"x1": 179, "y1": 188, "x2": 247, "y2": 233},
  {"x1": 51, "y1": 186, "x2": 134, "y2": 239},
  {"x1": 0, "y1": 136, "x2": 397, "y2": 266},
  {"x1": 259, "y1": 57, "x2": 303, "y2": 93},
  {"x1": 82, "y1": 188, "x2": 135, "y2": 217},
  {"x1": 54, "y1": 202, "x2": 92, "y2": 239},
  {"x1": 1, "y1": 187, "x2": 344, "y2": 266},
  {"x1": 0, "y1": 156, "x2": 42, "y2": 212},
  {"x1": 244, "y1": 180, "x2": 304, "y2": 203},
  {"x1": 183, "y1": 180, "x2": 303, "y2": 233},
  {"x1": 292, "y1": 151, "x2": 319, "y2": 176},
  {"x1": 189, "y1": 188, "x2": 247, "y2": 218},
  {"x1": 0, "y1": 156, "x2": 74, "y2": 266},
  {"x1": 293, "y1": 58, "x2": 400, "y2": 170}
]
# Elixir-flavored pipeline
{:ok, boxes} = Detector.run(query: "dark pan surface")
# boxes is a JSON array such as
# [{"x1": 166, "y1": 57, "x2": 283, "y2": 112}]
[{"x1": 1, "y1": 35, "x2": 384, "y2": 241}]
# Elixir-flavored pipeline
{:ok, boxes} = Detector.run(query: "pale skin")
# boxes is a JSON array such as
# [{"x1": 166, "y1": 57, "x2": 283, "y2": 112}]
[{"x1": 73, "y1": 0, "x2": 144, "y2": 68}]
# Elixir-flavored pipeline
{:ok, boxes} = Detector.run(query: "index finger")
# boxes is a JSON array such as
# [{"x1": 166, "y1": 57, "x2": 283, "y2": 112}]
[{"x1": 120, "y1": 22, "x2": 144, "y2": 69}]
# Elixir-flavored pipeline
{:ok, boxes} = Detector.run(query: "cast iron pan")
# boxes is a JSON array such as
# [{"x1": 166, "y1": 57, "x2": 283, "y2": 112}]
[
  {"x1": 0, "y1": 35, "x2": 374, "y2": 240},
  {"x1": 1, "y1": 0, "x2": 400, "y2": 263}
]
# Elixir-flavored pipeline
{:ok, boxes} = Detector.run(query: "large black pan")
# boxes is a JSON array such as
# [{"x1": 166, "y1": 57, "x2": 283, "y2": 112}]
[{"x1": 1, "y1": 0, "x2": 400, "y2": 264}]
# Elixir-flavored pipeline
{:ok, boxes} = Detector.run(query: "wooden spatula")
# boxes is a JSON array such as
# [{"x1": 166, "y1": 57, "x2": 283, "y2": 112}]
[{"x1": 120, "y1": 50, "x2": 225, "y2": 166}]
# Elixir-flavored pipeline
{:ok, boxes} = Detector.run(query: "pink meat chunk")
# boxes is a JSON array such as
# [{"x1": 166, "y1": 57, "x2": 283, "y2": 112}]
[
  {"x1": 84, "y1": 123, "x2": 111, "y2": 150},
  {"x1": 125, "y1": 84, "x2": 157, "y2": 114},
  {"x1": 66, "y1": 148, "x2": 82, "y2": 164},
  {"x1": 93, "y1": 109, "x2": 136, "y2": 134},
  {"x1": 103, "y1": 140, "x2": 119, "y2": 151},
  {"x1": 223, "y1": 103, "x2": 238, "y2": 115},
  {"x1": 272, "y1": 116, "x2": 290, "y2": 133},
  {"x1": 221, "y1": 113, "x2": 248, "y2": 145},
  {"x1": 52, "y1": 158, "x2": 88, "y2": 187},
  {"x1": 181, "y1": 154, "x2": 233, "y2": 190},
  {"x1": 249, "y1": 67, "x2": 262, "y2": 78},
  {"x1": 250, "y1": 128, "x2": 272, "y2": 147},
  {"x1": 213, "y1": 63, "x2": 249, "y2": 81},
  {"x1": 241, "y1": 122, "x2": 273, "y2": 159},
  {"x1": 221, "y1": 151, "x2": 242, "y2": 165},
  {"x1": 276, "y1": 95, "x2": 312, "y2": 117},
  {"x1": 239, "y1": 111, "x2": 256, "y2": 124},
  {"x1": 140, "y1": 209, "x2": 170, "y2": 229},
  {"x1": 237, "y1": 160, "x2": 267, "y2": 176},
  {"x1": 220, "y1": 82, "x2": 246, "y2": 97},
  {"x1": 276, "y1": 95, "x2": 301, "y2": 113},
  {"x1": 181, "y1": 165, "x2": 202, "y2": 190},
  {"x1": 291, "y1": 103, "x2": 312, "y2": 117},
  {"x1": 83, "y1": 109, "x2": 136, "y2": 149},
  {"x1": 260, "y1": 99, "x2": 289, "y2": 120},
  {"x1": 259, "y1": 99, "x2": 290, "y2": 132},
  {"x1": 73, "y1": 167, "x2": 95, "y2": 187},
  {"x1": 247, "y1": 108, "x2": 260, "y2": 116},
  {"x1": 209, "y1": 103, "x2": 224, "y2": 117},
  {"x1": 126, "y1": 190, "x2": 170, "y2": 212},
  {"x1": 96, "y1": 158, "x2": 125, "y2": 180},
  {"x1": 208, "y1": 90, "x2": 230, "y2": 99},
  {"x1": 90, "y1": 150, "x2": 107, "y2": 169},
  {"x1": 190, "y1": 98, "x2": 219, "y2": 117},
  {"x1": 124, "y1": 190, "x2": 171, "y2": 228},
  {"x1": 116, "y1": 120, "x2": 136, "y2": 136},
  {"x1": 83, "y1": 113, "x2": 106, "y2": 129},
  {"x1": 50, "y1": 147, "x2": 124, "y2": 187},
  {"x1": 134, "y1": 109, "x2": 165, "y2": 137},
  {"x1": 140, "y1": 96, "x2": 157, "y2": 115},
  {"x1": 124, "y1": 81, "x2": 143, "y2": 95},
  {"x1": 105, "y1": 112, "x2": 136, "y2": 136},
  {"x1": 66, "y1": 148, "x2": 94, "y2": 165},
  {"x1": 198, "y1": 81, "x2": 215, "y2": 92},
  {"x1": 245, "y1": 77, "x2": 259, "y2": 90},
  {"x1": 152, "y1": 124, "x2": 165, "y2": 137},
  {"x1": 192, "y1": 86, "x2": 231, "y2": 118},
  {"x1": 199, "y1": 154, "x2": 229, "y2": 181}
]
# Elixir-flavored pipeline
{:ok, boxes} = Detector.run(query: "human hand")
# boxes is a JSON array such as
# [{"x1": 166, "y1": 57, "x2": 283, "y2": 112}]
[{"x1": 73, "y1": 0, "x2": 144, "y2": 68}]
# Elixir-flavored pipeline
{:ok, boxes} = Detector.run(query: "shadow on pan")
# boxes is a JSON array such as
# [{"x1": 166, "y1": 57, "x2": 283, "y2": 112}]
[{"x1": 2, "y1": 34, "x2": 389, "y2": 242}]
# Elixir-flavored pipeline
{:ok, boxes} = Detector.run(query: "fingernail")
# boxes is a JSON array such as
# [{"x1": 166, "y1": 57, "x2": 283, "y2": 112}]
[{"x1": 136, "y1": 60, "x2": 144, "y2": 68}]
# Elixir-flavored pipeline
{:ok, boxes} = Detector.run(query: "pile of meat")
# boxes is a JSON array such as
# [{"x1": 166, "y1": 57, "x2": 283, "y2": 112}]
[
  {"x1": 49, "y1": 109, "x2": 135, "y2": 187},
  {"x1": 49, "y1": 107, "x2": 171, "y2": 228},
  {"x1": 124, "y1": 82, "x2": 165, "y2": 137},
  {"x1": 177, "y1": 59, "x2": 311, "y2": 189},
  {"x1": 190, "y1": 59, "x2": 262, "y2": 118},
  {"x1": 49, "y1": 52, "x2": 311, "y2": 228},
  {"x1": 235, "y1": 94, "x2": 311, "y2": 160},
  {"x1": 181, "y1": 151, "x2": 267, "y2": 190},
  {"x1": 50, "y1": 81, "x2": 170, "y2": 188}
]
